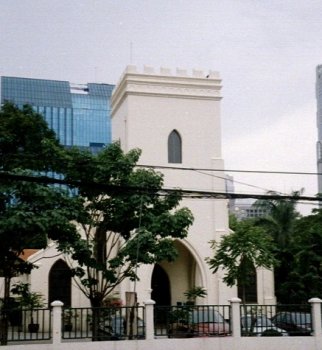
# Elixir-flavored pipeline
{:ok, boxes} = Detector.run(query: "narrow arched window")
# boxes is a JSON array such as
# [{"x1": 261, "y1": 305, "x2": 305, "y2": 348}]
[
  {"x1": 168, "y1": 130, "x2": 182, "y2": 163},
  {"x1": 49, "y1": 259, "x2": 72, "y2": 307}
]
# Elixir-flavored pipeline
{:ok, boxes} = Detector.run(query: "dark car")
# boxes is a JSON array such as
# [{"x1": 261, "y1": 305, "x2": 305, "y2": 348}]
[
  {"x1": 271, "y1": 312, "x2": 311, "y2": 336},
  {"x1": 168, "y1": 307, "x2": 230, "y2": 338},
  {"x1": 98, "y1": 315, "x2": 145, "y2": 340},
  {"x1": 190, "y1": 308, "x2": 230, "y2": 337}
]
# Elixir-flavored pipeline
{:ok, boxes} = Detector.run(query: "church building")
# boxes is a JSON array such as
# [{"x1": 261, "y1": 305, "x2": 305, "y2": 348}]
[
  {"x1": 1, "y1": 66, "x2": 275, "y2": 308},
  {"x1": 110, "y1": 65, "x2": 275, "y2": 306}
]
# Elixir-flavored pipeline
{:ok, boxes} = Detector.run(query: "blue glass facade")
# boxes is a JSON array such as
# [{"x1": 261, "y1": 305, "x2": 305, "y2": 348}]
[{"x1": 1, "y1": 76, "x2": 114, "y2": 151}]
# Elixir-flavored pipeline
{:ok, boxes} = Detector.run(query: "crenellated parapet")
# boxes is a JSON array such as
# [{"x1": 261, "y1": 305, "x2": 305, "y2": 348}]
[
  {"x1": 122, "y1": 65, "x2": 221, "y2": 79},
  {"x1": 111, "y1": 65, "x2": 222, "y2": 115}
]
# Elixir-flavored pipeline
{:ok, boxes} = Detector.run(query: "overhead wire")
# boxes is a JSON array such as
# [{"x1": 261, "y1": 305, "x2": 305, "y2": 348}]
[
  {"x1": 4, "y1": 153, "x2": 320, "y2": 200},
  {"x1": 0, "y1": 171, "x2": 320, "y2": 202},
  {"x1": 5, "y1": 153, "x2": 322, "y2": 176},
  {"x1": 191, "y1": 170, "x2": 317, "y2": 208},
  {"x1": 137, "y1": 164, "x2": 320, "y2": 207},
  {"x1": 138, "y1": 164, "x2": 322, "y2": 176}
]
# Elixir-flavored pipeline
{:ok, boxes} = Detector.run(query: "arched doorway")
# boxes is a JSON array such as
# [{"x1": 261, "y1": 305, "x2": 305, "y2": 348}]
[
  {"x1": 151, "y1": 264, "x2": 171, "y2": 325},
  {"x1": 150, "y1": 241, "x2": 203, "y2": 307},
  {"x1": 151, "y1": 264, "x2": 171, "y2": 306},
  {"x1": 48, "y1": 259, "x2": 71, "y2": 307}
]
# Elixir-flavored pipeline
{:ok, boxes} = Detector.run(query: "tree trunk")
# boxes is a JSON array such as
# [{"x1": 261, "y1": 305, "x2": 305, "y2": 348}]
[
  {"x1": 90, "y1": 294, "x2": 104, "y2": 341},
  {"x1": 94, "y1": 227, "x2": 106, "y2": 265}
]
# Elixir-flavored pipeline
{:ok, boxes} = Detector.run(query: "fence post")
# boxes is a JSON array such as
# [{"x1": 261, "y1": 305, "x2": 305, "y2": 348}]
[
  {"x1": 229, "y1": 297, "x2": 241, "y2": 338},
  {"x1": 51, "y1": 300, "x2": 64, "y2": 345},
  {"x1": 309, "y1": 297, "x2": 322, "y2": 337},
  {"x1": 144, "y1": 299, "x2": 155, "y2": 340}
]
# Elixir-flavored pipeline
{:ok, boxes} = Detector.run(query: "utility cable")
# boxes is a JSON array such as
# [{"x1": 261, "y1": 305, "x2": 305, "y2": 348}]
[
  {"x1": 138, "y1": 164, "x2": 322, "y2": 176},
  {"x1": 0, "y1": 171, "x2": 320, "y2": 202}
]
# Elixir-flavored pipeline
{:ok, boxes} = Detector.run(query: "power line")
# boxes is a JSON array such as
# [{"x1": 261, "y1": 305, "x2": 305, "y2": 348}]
[
  {"x1": 4, "y1": 153, "x2": 319, "y2": 197},
  {"x1": 139, "y1": 164, "x2": 317, "y2": 200},
  {"x1": 194, "y1": 169, "x2": 279, "y2": 194},
  {"x1": 5, "y1": 153, "x2": 321, "y2": 176},
  {"x1": 0, "y1": 171, "x2": 320, "y2": 202},
  {"x1": 138, "y1": 164, "x2": 321, "y2": 176}
]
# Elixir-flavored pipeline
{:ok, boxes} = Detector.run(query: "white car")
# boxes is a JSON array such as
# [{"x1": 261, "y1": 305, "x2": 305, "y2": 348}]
[{"x1": 241, "y1": 315, "x2": 288, "y2": 336}]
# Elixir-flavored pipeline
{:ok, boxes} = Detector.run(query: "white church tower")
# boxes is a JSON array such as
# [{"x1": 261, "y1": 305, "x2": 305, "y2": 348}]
[
  {"x1": 111, "y1": 65, "x2": 275, "y2": 306},
  {"x1": 111, "y1": 65, "x2": 234, "y2": 306}
]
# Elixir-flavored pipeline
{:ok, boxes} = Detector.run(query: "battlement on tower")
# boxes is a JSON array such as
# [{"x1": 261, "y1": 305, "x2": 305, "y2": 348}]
[
  {"x1": 112, "y1": 65, "x2": 222, "y2": 114},
  {"x1": 123, "y1": 65, "x2": 220, "y2": 79}
]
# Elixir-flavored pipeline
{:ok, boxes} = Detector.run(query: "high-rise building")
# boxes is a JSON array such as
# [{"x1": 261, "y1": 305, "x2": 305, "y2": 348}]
[
  {"x1": 1, "y1": 76, "x2": 114, "y2": 153},
  {"x1": 232, "y1": 198, "x2": 268, "y2": 220},
  {"x1": 225, "y1": 175, "x2": 268, "y2": 220},
  {"x1": 316, "y1": 65, "x2": 322, "y2": 194}
]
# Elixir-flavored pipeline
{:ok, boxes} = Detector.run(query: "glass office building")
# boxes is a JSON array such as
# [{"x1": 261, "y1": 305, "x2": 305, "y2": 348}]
[
  {"x1": 317, "y1": 65, "x2": 322, "y2": 195},
  {"x1": 1, "y1": 76, "x2": 114, "y2": 152}
]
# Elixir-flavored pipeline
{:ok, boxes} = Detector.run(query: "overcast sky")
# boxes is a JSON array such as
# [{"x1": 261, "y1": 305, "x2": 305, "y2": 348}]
[{"x1": 1, "y1": 0, "x2": 322, "y2": 214}]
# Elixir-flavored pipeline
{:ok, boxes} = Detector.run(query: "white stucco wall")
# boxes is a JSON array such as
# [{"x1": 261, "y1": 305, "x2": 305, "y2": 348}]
[
  {"x1": 27, "y1": 244, "x2": 89, "y2": 308},
  {"x1": 111, "y1": 65, "x2": 235, "y2": 305},
  {"x1": 111, "y1": 65, "x2": 275, "y2": 306}
]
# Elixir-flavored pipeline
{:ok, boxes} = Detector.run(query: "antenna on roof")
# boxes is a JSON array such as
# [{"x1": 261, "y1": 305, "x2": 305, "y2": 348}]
[{"x1": 130, "y1": 42, "x2": 133, "y2": 63}]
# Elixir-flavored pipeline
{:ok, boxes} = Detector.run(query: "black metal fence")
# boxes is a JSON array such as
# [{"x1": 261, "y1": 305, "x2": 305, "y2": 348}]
[
  {"x1": 0, "y1": 303, "x2": 315, "y2": 343},
  {"x1": 1, "y1": 307, "x2": 51, "y2": 343},
  {"x1": 154, "y1": 304, "x2": 231, "y2": 338},
  {"x1": 240, "y1": 304, "x2": 312, "y2": 337},
  {"x1": 62, "y1": 305, "x2": 145, "y2": 341}
]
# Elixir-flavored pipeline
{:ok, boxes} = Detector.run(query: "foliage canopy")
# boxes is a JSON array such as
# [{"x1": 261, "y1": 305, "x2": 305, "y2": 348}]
[
  {"x1": 0, "y1": 102, "x2": 82, "y2": 344},
  {"x1": 207, "y1": 219, "x2": 277, "y2": 302},
  {"x1": 63, "y1": 143, "x2": 194, "y2": 306},
  {"x1": 0, "y1": 102, "x2": 82, "y2": 282}
]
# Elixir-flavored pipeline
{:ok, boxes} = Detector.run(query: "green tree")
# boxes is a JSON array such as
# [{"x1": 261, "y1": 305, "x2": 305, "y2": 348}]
[
  {"x1": 253, "y1": 191, "x2": 302, "y2": 303},
  {"x1": 62, "y1": 143, "x2": 194, "y2": 309},
  {"x1": 207, "y1": 219, "x2": 277, "y2": 304},
  {"x1": 0, "y1": 103, "x2": 82, "y2": 344},
  {"x1": 0, "y1": 102, "x2": 65, "y2": 172},
  {"x1": 281, "y1": 208, "x2": 322, "y2": 303},
  {"x1": 253, "y1": 191, "x2": 302, "y2": 248}
]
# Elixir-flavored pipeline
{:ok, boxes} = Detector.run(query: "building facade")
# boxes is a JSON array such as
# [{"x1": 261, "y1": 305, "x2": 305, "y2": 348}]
[
  {"x1": 316, "y1": 65, "x2": 322, "y2": 195},
  {"x1": 231, "y1": 199, "x2": 268, "y2": 220},
  {"x1": 0, "y1": 68, "x2": 275, "y2": 308},
  {"x1": 1, "y1": 76, "x2": 114, "y2": 153},
  {"x1": 111, "y1": 65, "x2": 275, "y2": 306}
]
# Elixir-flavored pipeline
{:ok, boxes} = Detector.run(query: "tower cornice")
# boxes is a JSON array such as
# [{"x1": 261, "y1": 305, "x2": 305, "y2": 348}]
[{"x1": 111, "y1": 65, "x2": 222, "y2": 117}]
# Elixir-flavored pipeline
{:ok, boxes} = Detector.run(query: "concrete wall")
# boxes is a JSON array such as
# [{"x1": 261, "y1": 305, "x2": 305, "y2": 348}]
[
  {"x1": 7, "y1": 337, "x2": 321, "y2": 350},
  {"x1": 6, "y1": 298, "x2": 322, "y2": 350}
]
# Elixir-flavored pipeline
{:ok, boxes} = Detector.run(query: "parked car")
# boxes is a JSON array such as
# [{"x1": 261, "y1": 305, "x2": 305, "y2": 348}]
[
  {"x1": 190, "y1": 308, "x2": 230, "y2": 337},
  {"x1": 168, "y1": 307, "x2": 230, "y2": 338},
  {"x1": 241, "y1": 315, "x2": 288, "y2": 336},
  {"x1": 98, "y1": 315, "x2": 145, "y2": 340},
  {"x1": 271, "y1": 312, "x2": 311, "y2": 336}
]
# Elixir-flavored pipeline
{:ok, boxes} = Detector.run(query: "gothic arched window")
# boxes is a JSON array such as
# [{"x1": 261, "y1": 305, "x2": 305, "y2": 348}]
[
  {"x1": 168, "y1": 130, "x2": 182, "y2": 163},
  {"x1": 48, "y1": 259, "x2": 72, "y2": 307}
]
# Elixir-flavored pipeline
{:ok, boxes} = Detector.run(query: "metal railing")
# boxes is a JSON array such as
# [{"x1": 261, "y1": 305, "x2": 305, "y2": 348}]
[
  {"x1": 1, "y1": 307, "x2": 51, "y2": 342},
  {"x1": 240, "y1": 304, "x2": 312, "y2": 337},
  {"x1": 0, "y1": 302, "x2": 317, "y2": 343},
  {"x1": 62, "y1": 305, "x2": 145, "y2": 341},
  {"x1": 154, "y1": 304, "x2": 231, "y2": 338}
]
